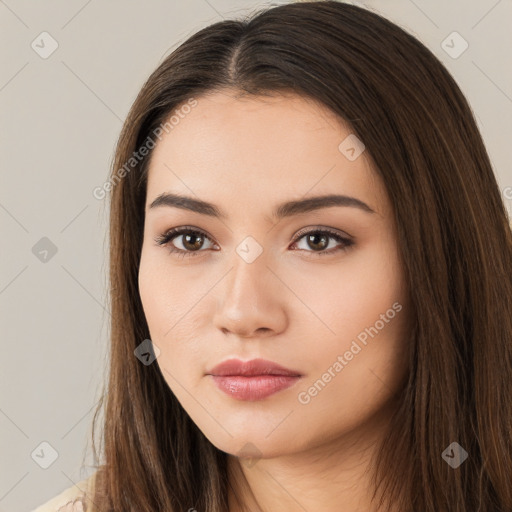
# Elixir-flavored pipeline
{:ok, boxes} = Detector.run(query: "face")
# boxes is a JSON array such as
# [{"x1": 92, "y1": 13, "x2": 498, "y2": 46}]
[{"x1": 138, "y1": 89, "x2": 409, "y2": 459}]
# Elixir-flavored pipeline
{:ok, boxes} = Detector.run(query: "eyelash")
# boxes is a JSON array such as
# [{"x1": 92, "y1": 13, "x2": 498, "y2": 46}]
[{"x1": 154, "y1": 225, "x2": 354, "y2": 260}]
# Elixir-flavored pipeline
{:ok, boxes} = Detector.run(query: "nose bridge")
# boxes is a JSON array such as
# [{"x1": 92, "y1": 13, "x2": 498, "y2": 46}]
[
  {"x1": 213, "y1": 242, "x2": 287, "y2": 336},
  {"x1": 224, "y1": 242, "x2": 271, "y2": 306}
]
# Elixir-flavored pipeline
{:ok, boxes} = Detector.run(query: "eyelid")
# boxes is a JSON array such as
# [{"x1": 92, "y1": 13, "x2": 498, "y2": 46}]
[{"x1": 292, "y1": 225, "x2": 353, "y2": 242}]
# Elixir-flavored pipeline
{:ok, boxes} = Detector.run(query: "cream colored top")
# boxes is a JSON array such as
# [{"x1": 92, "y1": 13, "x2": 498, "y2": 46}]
[{"x1": 31, "y1": 473, "x2": 96, "y2": 512}]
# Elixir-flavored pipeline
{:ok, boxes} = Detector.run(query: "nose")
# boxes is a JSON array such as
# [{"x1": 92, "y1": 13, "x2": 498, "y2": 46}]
[{"x1": 212, "y1": 251, "x2": 288, "y2": 339}]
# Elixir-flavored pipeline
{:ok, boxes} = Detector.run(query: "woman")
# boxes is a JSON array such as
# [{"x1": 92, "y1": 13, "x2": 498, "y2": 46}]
[{"x1": 33, "y1": 1, "x2": 512, "y2": 511}]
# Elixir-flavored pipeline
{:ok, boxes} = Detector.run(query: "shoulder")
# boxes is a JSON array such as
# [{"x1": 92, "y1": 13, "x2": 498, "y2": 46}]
[{"x1": 31, "y1": 472, "x2": 97, "y2": 512}]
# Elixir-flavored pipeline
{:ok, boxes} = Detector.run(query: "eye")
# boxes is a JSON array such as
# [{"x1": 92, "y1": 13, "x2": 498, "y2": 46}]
[
  {"x1": 154, "y1": 226, "x2": 354, "y2": 259},
  {"x1": 154, "y1": 226, "x2": 217, "y2": 259},
  {"x1": 290, "y1": 227, "x2": 354, "y2": 257}
]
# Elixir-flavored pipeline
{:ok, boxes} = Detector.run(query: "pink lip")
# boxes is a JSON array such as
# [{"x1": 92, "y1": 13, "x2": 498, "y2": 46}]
[{"x1": 206, "y1": 358, "x2": 303, "y2": 401}]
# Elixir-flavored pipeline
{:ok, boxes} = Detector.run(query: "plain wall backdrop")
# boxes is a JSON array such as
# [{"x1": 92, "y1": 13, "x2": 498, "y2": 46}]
[{"x1": 1, "y1": 0, "x2": 511, "y2": 510}]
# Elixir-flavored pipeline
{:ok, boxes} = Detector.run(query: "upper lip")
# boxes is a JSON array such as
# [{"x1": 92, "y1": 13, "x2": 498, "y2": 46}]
[{"x1": 207, "y1": 358, "x2": 302, "y2": 377}]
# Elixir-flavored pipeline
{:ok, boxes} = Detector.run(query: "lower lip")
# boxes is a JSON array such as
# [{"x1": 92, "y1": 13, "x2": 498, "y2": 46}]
[{"x1": 210, "y1": 375, "x2": 301, "y2": 401}]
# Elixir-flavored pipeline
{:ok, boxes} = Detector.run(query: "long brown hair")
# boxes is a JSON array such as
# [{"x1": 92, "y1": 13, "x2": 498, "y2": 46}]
[{"x1": 87, "y1": 1, "x2": 512, "y2": 510}]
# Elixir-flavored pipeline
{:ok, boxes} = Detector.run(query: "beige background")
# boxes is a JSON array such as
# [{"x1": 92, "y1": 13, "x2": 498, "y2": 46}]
[{"x1": 1, "y1": 0, "x2": 511, "y2": 510}]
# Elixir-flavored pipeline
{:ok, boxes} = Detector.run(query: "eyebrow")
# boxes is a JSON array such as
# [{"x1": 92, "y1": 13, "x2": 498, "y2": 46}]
[{"x1": 147, "y1": 192, "x2": 375, "y2": 219}]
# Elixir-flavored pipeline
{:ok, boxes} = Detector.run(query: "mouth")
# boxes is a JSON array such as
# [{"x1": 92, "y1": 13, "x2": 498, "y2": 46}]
[{"x1": 206, "y1": 358, "x2": 303, "y2": 401}]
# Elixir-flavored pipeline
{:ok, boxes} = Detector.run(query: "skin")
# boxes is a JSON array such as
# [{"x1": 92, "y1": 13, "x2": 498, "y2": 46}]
[{"x1": 138, "y1": 89, "x2": 409, "y2": 512}]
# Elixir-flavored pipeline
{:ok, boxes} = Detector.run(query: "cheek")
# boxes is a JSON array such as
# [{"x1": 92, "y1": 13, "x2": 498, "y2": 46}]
[
  {"x1": 286, "y1": 245, "x2": 405, "y2": 346},
  {"x1": 138, "y1": 248, "x2": 194, "y2": 332},
  {"x1": 138, "y1": 256, "x2": 168, "y2": 334},
  {"x1": 138, "y1": 251, "x2": 210, "y2": 378},
  {"x1": 295, "y1": 306, "x2": 408, "y2": 439},
  {"x1": 293, "y1": 243, "x2": 408, "y2": 401},
  {"x1": 138, "y1": 251, "x2": 182, "y2": 363}
]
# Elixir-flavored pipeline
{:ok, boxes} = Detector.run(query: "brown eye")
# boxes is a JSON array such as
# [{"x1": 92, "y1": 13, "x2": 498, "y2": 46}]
[
  {"x1": 154, "y1": 227, "x2": 216, "y2": 258},
  {"x1": 291, "y1": 228, "x2": 354, "y2": 256},
  {"x1": 154, "y1": 226, "x2": 353, "y2": 259},
  {"x1": 304, "y1": 233, "x2": 329, "y2": 251},
  {"x1": 180, "y1": 232, "x2": 206, "y2": 251}
]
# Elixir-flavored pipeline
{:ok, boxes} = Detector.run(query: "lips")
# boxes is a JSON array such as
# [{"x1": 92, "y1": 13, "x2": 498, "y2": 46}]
[
  {"x1": 206, "y1": 358, "x2": 302, "y2": 377},
  {"x1": 206, "y1": 358, "x2": 303, "y2": 401}
]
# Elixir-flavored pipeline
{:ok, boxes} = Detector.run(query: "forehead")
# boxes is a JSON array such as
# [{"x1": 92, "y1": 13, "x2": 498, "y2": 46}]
[{"x1": 144, "y1": 90, "x2": 388, "y2": 218}]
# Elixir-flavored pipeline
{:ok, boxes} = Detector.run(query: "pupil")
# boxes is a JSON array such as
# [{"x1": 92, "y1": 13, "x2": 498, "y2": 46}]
[
  {"x1": 184, "y1": 233, "x2": 203, "y2": 250},
  {"x1": 308, "y1": 234, "x2": 327, "y2": 251}
]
